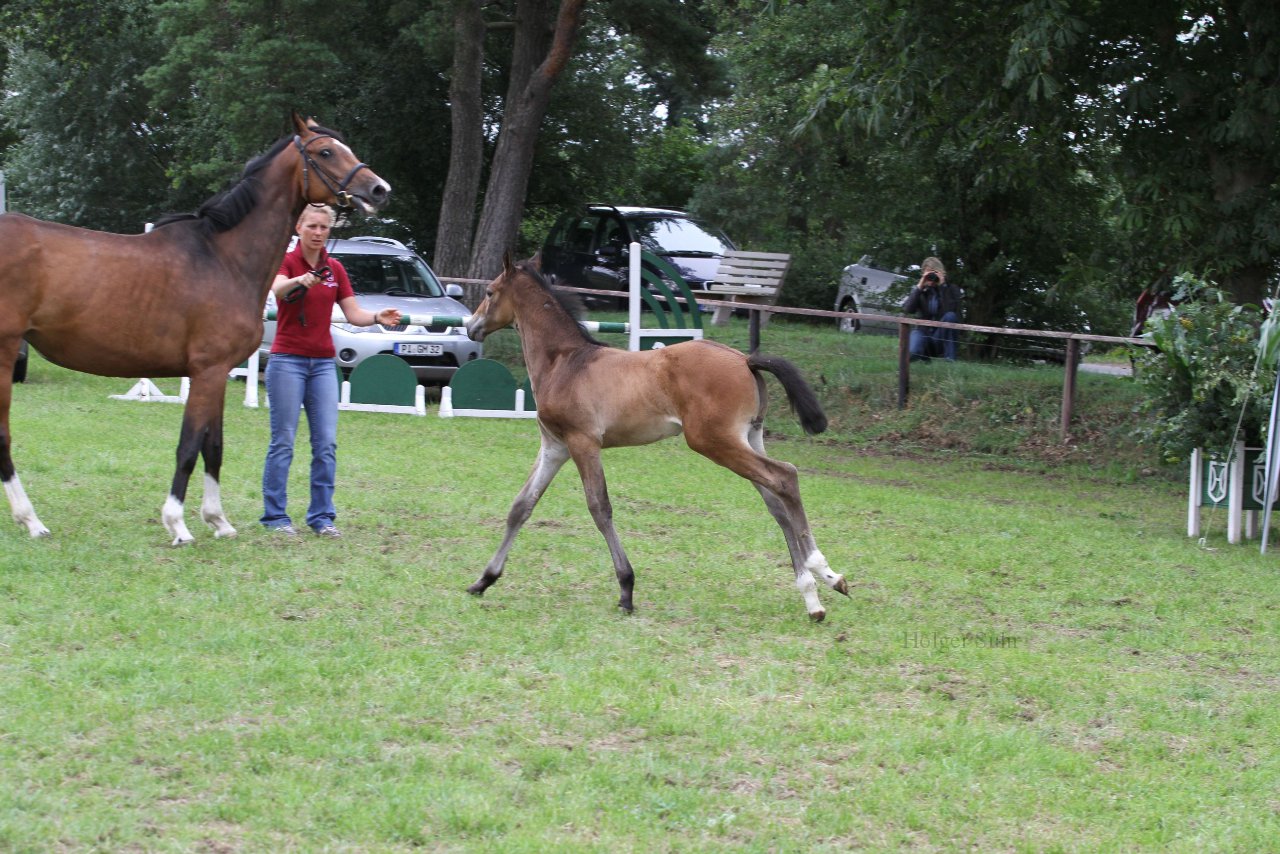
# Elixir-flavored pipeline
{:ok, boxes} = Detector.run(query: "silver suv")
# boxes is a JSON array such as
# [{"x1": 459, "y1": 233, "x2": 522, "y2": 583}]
[
  {"x1": 261, "y1": 236, "x2": 481, "y2": 384},
  {"x1": 834, "y1": 255, "x2": 915, "y2": 332}
]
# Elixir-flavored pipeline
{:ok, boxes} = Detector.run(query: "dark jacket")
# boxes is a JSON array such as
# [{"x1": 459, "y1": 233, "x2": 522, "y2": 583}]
[{"x1": 903, "y1": 281, "x2": 963, "y2": 321}]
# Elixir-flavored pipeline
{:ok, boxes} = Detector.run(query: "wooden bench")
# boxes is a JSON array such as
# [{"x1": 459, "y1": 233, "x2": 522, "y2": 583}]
[{"x1": 706, "y1": 250, "x2": 791, "y2": 326}]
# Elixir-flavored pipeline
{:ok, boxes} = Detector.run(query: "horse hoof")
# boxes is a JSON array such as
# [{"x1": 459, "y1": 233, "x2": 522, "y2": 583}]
[
  {"x1": 213, "y1": 527, "x2": 238, "y2": 539},
  {"x1": 466, "y1": 584, "x2": 486, "y2": 596},
  {"x1": 618, "y1": 603, "x2": 634, "y2": 615},
  {"x1": 171, "y1": 536, "x2": 195, "y2": 548},
  {"x1": 834, "y1": 576, "x2": 849, "y2": 596},
  {"x1": 809, "y1": 609, "x2": 826, "y2": 623},
  {"x1": 29, "y1": 526, "x2": 52, "y2": 538}
]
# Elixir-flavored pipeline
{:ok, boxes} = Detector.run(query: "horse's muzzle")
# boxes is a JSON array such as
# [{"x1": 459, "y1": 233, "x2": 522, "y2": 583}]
[
  {"x1": 344, "y1": 179, "x2": 391, "y2": 215},
  {"x1": 464, "y1": 312, "x2": 487, "y2": 342}
]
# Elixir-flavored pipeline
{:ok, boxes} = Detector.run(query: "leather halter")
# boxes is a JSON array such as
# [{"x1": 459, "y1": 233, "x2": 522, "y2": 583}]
[{"x1": 293, "y1": 134, "x2": 370, "y2": 209}]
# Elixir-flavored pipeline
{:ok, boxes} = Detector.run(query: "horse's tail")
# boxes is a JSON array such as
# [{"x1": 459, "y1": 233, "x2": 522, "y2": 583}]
[{"x1": 747, "y1": 353, "x2": 828, "y2": 436}]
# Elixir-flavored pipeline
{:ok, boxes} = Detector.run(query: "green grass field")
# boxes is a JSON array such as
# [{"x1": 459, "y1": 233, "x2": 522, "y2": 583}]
[{"x1": 2, "y1": 327, "x2": 1276, "y2": 851}]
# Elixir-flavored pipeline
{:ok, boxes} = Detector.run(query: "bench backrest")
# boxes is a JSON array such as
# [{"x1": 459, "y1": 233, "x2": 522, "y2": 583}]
[{"x1": 710, "y1": 250, "x2": 792, "y2": 304}]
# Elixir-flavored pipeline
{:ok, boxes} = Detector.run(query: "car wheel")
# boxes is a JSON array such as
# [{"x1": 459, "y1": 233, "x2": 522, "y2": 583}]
[{"x1": 837, "y1": 299, "x2": 861, "y2": 333}]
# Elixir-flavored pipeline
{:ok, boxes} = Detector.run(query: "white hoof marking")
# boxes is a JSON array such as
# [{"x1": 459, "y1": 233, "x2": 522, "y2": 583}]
[
  {"x1": 5, "y1": 476, "x2": 50, "y2": 538},
  {"x1": 795, "y1": 570, "x2": 823, "y2": 617},
  {"x1": 804, "y1": 550, "x2": 843, "y2": 589},
  {"x1": 162, "y1": 495, "x2": 194, "y2": 545},
  {"x1": 201, "y1": 474, "x2": 236, "y2": 538}
]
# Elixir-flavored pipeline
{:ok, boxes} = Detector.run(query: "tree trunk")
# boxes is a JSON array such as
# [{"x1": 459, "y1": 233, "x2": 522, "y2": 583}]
[
  {"x1": 467, "y1": 0, "x2": 585, "y2": 280},
  {"x1": 1211, "y1": 153, "x2": 1274, "y2": 306},
  {"x1": 433, "y1": 0, "x2": 486, "y2": 278}
]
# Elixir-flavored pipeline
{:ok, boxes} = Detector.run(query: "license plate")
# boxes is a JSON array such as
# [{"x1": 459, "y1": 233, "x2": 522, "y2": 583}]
[{"x1": 394, "y1": 343, "x2": 443, "y2": 356}]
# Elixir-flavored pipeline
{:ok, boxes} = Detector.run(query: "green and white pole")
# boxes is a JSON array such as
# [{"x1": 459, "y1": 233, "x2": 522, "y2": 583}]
[{"x1": 263, "y1": 307, "x2": 627, "y2": 334}]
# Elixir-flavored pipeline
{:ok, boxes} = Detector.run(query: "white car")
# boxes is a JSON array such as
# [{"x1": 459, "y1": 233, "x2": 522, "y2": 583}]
[
  {"x1": 834, "y1": 255, "x2": 916, "y2": 333},
  {"x1": 261, "y1": 236, "x2": 482, "y2": 384}
]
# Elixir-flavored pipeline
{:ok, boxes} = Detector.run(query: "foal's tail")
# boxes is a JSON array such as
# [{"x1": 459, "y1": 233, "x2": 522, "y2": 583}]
[{"x1": 747, "y1": 353, "x2": 828, "y2": 436}]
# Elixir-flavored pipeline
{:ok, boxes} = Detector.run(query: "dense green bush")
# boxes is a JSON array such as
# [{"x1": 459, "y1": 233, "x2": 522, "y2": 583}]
[{"x1": 1134, "y1": 276, "x2": 1276, "y2": 463}]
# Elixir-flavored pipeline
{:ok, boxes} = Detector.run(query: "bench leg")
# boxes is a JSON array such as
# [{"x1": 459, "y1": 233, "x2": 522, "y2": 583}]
[{"x1": 711, "y1": 298, "x2": 734, "y2": 326}]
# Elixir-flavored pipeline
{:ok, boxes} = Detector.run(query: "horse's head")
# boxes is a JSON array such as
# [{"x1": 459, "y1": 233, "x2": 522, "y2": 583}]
[
  {"x1": 465, "y1": 253, "x2": 526, "y2": 343},
  {"x1": 292, "y1": 112, "x2": 391, "y2": 215}
]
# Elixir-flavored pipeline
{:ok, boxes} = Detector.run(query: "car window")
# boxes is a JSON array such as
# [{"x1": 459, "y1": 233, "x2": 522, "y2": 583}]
[
  {"x1": 545, "y1": 214, "x2": 574, "y2": 251},
  {"x1": 337, "y1": 253, "x2": 445, "y2": 297},
  {"x1": 552, "y1": 213, "x2": 591, "y2": 253},
  {"x1": 598, "y1": 215, "x2": 628, "y2": 251},
  {"x1": 630, "y1": 215, "x2": 730, "y2": 256}
]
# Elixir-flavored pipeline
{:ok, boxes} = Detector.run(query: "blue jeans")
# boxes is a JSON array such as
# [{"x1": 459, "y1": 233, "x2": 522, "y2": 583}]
[
  {"x1": 909, "y1": 311, "x2": 959, "y2": 361},
  {"x1": 261, "y1": 354, "x2": 339, "y2": 531}
]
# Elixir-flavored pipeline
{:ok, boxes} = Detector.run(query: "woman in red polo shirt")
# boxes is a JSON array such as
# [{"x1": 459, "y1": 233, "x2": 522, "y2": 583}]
[{"x1": 261, "y1": 204, "x2": 401, "y2": 538}]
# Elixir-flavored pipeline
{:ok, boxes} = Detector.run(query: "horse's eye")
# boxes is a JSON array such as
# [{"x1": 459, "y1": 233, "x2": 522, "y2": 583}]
[{"x1": 319, "y1": 148, "x2": 333, "y2": 158}]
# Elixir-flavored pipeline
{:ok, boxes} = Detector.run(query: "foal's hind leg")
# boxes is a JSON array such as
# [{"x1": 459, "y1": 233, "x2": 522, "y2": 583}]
[
  {"x1": 469, "y1": 431, "x2": 571, "y2": 597},
  {"x1": 0, "y1": 362, "x2": 50, "y2": 537},
  {"x1": 690, "y1": 423, "x2": 844, "y2": 620},
  {"x1": 745, "y1": 422, "x2": 847, "y2": 608}
]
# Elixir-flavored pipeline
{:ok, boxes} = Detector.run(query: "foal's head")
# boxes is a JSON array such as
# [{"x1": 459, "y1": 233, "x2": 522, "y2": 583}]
[{"x1": 466, "y1": 253, "x2": 571, "y2": 343}]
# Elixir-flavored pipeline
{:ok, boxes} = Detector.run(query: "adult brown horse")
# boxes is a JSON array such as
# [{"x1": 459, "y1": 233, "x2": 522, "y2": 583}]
[
  {"x1": 0, "y1": 113, "x2": 390, "y2": 544},
  {"x1": 464, "y1": 257, "x2": 849, "y2": 621}
]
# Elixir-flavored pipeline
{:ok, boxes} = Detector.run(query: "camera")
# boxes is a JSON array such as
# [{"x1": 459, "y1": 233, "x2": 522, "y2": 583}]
[{"x1": 923, "y1": 272, "x2": 940, "y2": 285}]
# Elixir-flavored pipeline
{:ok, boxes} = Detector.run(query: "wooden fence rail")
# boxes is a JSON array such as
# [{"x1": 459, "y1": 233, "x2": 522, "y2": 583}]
[{"x1": 442, "y1": 278, "x2": 1152, "y2": 441}]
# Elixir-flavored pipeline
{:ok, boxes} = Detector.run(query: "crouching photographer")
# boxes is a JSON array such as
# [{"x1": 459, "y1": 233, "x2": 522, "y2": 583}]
[{"x1": 902, "y1": 256, "x2": 963, "y2": 362}]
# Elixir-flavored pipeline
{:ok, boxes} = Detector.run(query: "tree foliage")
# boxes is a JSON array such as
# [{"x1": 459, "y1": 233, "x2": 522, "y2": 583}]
[
  {"x1": 0, "y1": 0, "x2": 1274, "y2": 340},
  {"x1": 707, "y1": 0, "x2": 1127, "y2": 334},
  {"x1": 0, "y1": 0, "x2": 169, "y2": 231},
  {"x1": 1134, "y1": 276, "x2": 1274, "y2": 461},
  {"x1": 1004, "y1": 0, "x2": 1280, "y2": 306},
  {"x1": 787, "y1": 0, "x2": 1280, "y2": 327}
]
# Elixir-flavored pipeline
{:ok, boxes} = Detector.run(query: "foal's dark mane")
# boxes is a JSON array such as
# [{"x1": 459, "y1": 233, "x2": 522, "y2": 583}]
[{"x1": 516, "y1": 261, "x2": 607, "y2": 347}]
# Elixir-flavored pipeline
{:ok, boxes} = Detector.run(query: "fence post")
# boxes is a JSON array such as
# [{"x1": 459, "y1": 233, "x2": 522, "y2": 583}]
[
  {"x1": 897, "y1": 322, "x2": 911, "y2": 409},
  {"x1": 1060, "y1": 338, "x2": 1080, "y2": 440}
]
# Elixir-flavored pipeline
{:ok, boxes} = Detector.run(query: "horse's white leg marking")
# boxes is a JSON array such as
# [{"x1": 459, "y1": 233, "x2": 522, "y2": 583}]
[
  {"x1": 796, "y1": 569, "x2": 824, "y2": 620},
  {"x1": 4, "y1": 475, "x2": 50, "y2": 538},
  {"x1": 804, "y1": 549, "x2": 845, "y2": 592},
  {"x1": 162, "y1": 494, "x2": 194, "y2": 547},
  {"x1": 746, "y1": 422, "x2": 844, "y2": 608},
  {"x1": 200, "y1": 473, "x2": 237, "y2": 538}
]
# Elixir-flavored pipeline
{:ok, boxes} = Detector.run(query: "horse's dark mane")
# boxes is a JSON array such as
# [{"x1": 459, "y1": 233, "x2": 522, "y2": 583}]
[
  {"x1": 516, "y1": 261, "x2": 607, "y2": 347},
  {"x1": 152, "y1": 134, "x2": 296, "y2": 232}
]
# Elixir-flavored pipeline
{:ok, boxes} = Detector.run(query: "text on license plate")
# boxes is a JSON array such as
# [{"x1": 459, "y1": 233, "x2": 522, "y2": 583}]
[{"x1": 394, "y1": 343, "x2": 443, "y2": 356}]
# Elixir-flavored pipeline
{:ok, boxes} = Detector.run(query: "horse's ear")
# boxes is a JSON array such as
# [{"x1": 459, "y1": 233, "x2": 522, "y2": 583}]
[
  {"x1": 291, "y1": 111, "x2": 320, "y2": 135},
  {"x1": 503, "y1": 251, "x2": 514, "y2": 274}
]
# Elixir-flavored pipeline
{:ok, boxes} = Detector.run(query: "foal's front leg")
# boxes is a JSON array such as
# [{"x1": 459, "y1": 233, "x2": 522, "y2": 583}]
[
  {"x1": 468, "y1": 432, "x2": 570, "y2": 596},
  {"x1": 568, "y1": 439, "x2": 635, "y2": 613}
]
